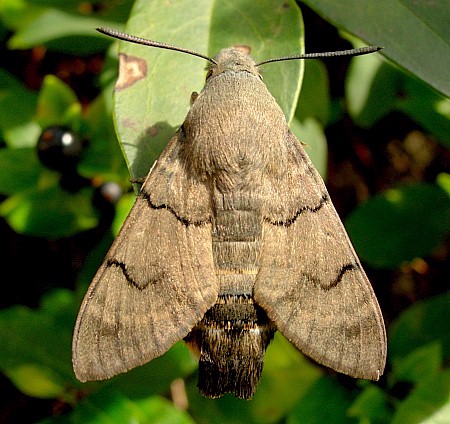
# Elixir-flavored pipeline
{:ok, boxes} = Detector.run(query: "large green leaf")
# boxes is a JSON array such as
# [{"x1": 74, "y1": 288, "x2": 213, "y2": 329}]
[
  {"x1": 39, "y1": 392, "x2": 196, "y2": 424},
  {"x1": 345, "y1": 183, "x2": 450, "y2": 269},
  {"x1": 287, "y1": 377, "x2": 357, "y2": 424},
  {"x1": 112, "y1": 0, "x2": 303, "y2": 179},
  {"x1": 0, "y1": 183, "x2": 98, "y2": 238},
  {"x1": 8, "y1": 8, "x2": 123, "y2": 54},
  {"x1": 389, "y1": 292, "x2": 450, "y2": 361},
  {"x1": 0, "y1": 69, "x2": 39, "y2": 148},
  {"x1": 348, "y1": 385, "x2": 392, "y2": 424},
  {"x1": 0, "y1": 148, "x2": 43, "y2": 195},
  {"x1": 346, "y1": 52, "x2": 450, "y2": 148},
  {"x1": 0, "y1": 290, "x2": 79, "y2": 398},
  {"x1": 391, "y1": 369, "x2": 450, "y2": 424},
  {"x1": 300, "y1": 0, "x2": 450, "y2": 97}
]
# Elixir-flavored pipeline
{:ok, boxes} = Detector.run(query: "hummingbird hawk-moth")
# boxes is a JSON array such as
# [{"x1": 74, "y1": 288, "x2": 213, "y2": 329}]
[{"x1": 72, "y1": 28, "x2": 386, "y2": 400}]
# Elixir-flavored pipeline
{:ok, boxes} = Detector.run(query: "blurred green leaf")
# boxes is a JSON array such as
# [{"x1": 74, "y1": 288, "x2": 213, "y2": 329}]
[
  {"x1": 0, "y1": 289, "x2": 79, "y2": 397},
  {"x1": 112, "y1": 193, "x2": 134, "y2": 235},
  {"x1": 389, "y1": 293, "x2": 450, "y2": 361},
  {"x1": 113, "y1": 0, "x2": 303, "y2": 179},
  {"x1": 107, "y1": 341, "x2": 197, "y2": 399},
  {"x1": 187, "y1": 383, "x2": 255, "y2": 424},
  {"x1": 287, "y1": 377, "x2": 356, "y2": 424},
  {"x1": 346, "y1": 183, "x2": 450, "y2": 269},
  {"x1": 250, "y1": 334, "x2": 322, "y2": 423},
  {"x1": 7, "y1": 364, "x2": 66, "y2": 399},
  {"x1": 0, "y1": 68, "x2": 40, "y2": 148},
  {"x1": 42, "y1": 391, "x2": 196, "y2": 424},
  {"x1": 296, "y1": 59, "x2": 330, "y2": 125},
  {"x1": 391, "y1": 342, "x2": 442, "y2": 385},
  {"x1": 290, "y1": 117, "x2": 328, "y2": 178},
  {"x1": 0, "y1": 148, "x2": 43, "y2": 195},
  {"x1": 0, "y1": 184, "x2": 98, "y2": 237},
  {"x1": 0, "y1": 0, "x2": 44, "y2": 31},
  {"x1": 300, "y1": 0, "x2": 450, "y2": 97},
  {"x1": 348, "y1": 385, "x2": 391, "y2": 424},
  {"x1": 292, "y1": 59, "x2": 330, "y2": 178},
  {"x1": 8, "y1": 8, "x2": 122, "y2": 54},
  {"x1": 391, "y1": 369, "x2": 450, "y2": 424},
  {"x1": 36, "y1": 75, "x2": 80, "y2": 129},
  {"x1": 438, "y1": 173, "x2": 450, "y2": 195},
  {"x1": 78, "y1": 93, "x2": 127, "y2": 180},
  {"x1": 347, "y1": 54, "x2": 450, "y2": 148}
]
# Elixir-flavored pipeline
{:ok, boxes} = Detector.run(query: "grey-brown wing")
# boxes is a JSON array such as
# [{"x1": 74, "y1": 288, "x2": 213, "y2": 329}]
[
  {"x1": 72, "y1": 133, "x2": 218, "y2": 382},
  {"x1": 255, "y1": 130, "x2": 386, "y2": 380}
]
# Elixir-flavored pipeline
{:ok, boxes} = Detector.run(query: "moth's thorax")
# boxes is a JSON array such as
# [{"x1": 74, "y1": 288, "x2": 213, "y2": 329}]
[{"x1": 183, "y1": 66, "x2": 287, "y2": 189}]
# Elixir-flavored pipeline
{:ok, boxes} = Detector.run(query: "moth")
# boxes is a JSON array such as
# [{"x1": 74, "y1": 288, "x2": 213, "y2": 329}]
[{"x1": 73, "y1": 28, "x2": 387, "y2": 400}]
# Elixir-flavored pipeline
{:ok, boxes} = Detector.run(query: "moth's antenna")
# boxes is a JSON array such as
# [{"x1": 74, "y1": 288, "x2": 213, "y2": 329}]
[
  {"x1": 257, "y1": 46, "x2": 383, "y2": 66},
  {"x1": 96, "y1": 27, "x2": 217, "y2": 65}
]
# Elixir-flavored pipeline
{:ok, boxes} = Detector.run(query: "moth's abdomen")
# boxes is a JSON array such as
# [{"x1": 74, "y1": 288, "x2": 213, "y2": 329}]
[
  {"x1": 184, "y1": 200, "x2": 275, "y2": 399},
  {"x1": 185, "y1": 295, "x2": 275, "y2": 399}
]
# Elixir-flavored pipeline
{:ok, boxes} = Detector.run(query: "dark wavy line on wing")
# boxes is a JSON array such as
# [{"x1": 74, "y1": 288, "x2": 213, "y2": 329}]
[
  {"x1": 141, "y1": 192, "x2": 211, "y2": 227},
  {"x1": 264, "y1": 193, "x2": 328, "y2": 227}
]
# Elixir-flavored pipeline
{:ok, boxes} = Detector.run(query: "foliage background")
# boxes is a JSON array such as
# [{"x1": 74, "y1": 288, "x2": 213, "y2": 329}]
[{"x1": 0, "y1": 0, "x2": 449, "y2": 422}]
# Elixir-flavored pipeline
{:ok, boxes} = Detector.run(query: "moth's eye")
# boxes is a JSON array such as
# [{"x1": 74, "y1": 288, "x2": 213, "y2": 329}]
[{"x1": 206, "y1": 69, "x2": 213, "y2": 80}]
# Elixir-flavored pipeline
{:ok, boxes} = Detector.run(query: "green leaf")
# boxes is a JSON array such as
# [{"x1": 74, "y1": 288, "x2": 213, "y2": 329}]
[
  {"x1": 8, "y1": 8, "x2": 122, "y2": 54},
  {"x1": 296, "y1": 59, "x2": 330, "y2": 125},
  {"x1": 391, "y1": 342, "x2": 442, "y2": 385},
  {"x1": 112, "y1": 193, "x2": 134, "y2": 235},
  {"x1": 0, "y1": 183, "x2": 98, "y2": 237},
  {"x1": 391, "y1": 369, "x2": 450, "y2": 424},
  {"x1": 78, "y1": 93, "x2": 128, "y2": 180},
  {"x1": 134, "y1": 396, "x2": 196, "y2": 424},
  {"x1": 36, "y1": 75, "x2": 80, "y2": 129},
  {"x1": 250, "y1": 334, "x2": 322, "y2": 423},
  {"x1": 348, "y1": 385, "x2": 392, "y2": 424},
  {"x1": 345, "y1": 183, "x2": 450, "y2": 269},
  {"x1": 0, "y1": 148, "x2": 43, "y2": 195},
  {"x1": 0, "y1": 289, "x2": 79, "y2": 398},
  {"x1": 50, "y1": 392, "x2": 196, "y2": 424},
  {"x1": 207, "y1": 0, "x2": 304, "y2": 121},
  {"x1": 287, "y1": 377, "x2": 356, "y2": 424},
  {"x1": 107, "y1": 341, "x2": 197, "y2": 399},
  {"x1": 6, "y1": 363, "x2": 66, "y2": 399},
  {"x1": 346, "y1": 54, "x2": 450, "y2": 148},
  {"x1": 113, "y1": 0, "x2": 303, "y2": 179},
  {"x1": 0, "y1": 68, "x2": 40, "y2": 148},
  {"x1": 292, "y1": 59, "x2": 330, "y2": 178},
  {"x1": 290, "y1": 117, "x2": 328, "y2": 178},
  {"x1": 187, "y1": 383, "x2": 256, "y2": 424},
  {"x1": 300, "y1": 0, "x2": 450, "y2": 97},
  {"x1": 389, "y1": 293, "x2": 450, "y2": 361}
]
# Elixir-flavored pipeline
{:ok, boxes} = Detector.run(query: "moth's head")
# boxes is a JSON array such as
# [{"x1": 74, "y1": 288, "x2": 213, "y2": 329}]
[{"x1": 206, "y1": 48, "x2": 261, "y2": 80}]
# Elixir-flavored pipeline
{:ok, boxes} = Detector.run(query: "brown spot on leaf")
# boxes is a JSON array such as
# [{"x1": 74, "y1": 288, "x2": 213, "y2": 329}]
[{"x1": 116, "y1": 53, "x2": 147, "y2": 90}]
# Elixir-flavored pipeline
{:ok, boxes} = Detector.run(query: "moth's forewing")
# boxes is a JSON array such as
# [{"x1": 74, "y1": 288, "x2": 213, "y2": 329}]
[
  {"x1": 254, "y1": 130, "x2": 386, "y2": 380},
  {"x1": 72, "y1": 135, "x2": 218, "y2": 382}
]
